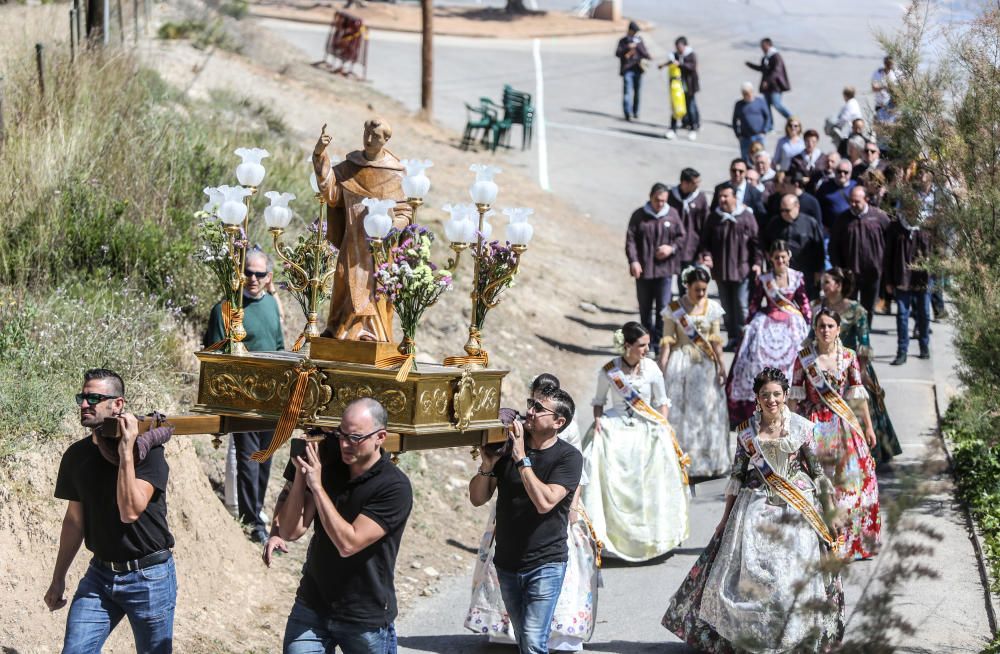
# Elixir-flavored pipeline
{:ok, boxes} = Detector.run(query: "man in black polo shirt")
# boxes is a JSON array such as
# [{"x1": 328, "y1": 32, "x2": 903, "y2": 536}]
[
  {"x1": 46, "y1": 368, "x2": 176, "y2": 653},
  {"x1": 279, "y1": 397, "x2": 412, "y2": 654},
  {"x1": 469, "y1": 387, "x2": 582, "y2": 654}
]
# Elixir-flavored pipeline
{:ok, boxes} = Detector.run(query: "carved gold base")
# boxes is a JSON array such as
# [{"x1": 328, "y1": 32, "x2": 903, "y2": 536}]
[{"x1": 192, "y1": 350, "x2": 508, "y2": 453}]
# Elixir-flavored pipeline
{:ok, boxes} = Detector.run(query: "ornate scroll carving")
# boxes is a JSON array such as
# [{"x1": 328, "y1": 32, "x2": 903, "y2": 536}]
[
  {"x1": 419, "y1": 388, "x2": 449, "y2": 417},
  {"x1": 452, "y1": 370, "x2": 476, "y2": 432},
  {"x1": 330, "y1": 382, "x2": 409, "y2": 419},
  {"x1": 207, "y1": 372, "x2": 279, "y2": 403}
]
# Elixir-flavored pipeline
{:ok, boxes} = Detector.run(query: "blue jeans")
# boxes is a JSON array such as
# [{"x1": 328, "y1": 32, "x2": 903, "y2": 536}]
[
  {"x1": 63, "y1": 557, "x2": 176, "y2": 654},
  {"x1": 895, "y1": 289, "x2": 930, "y2": 355},
  {"x1": 765, "y1": 91, "x2": 792, "y2": 131},
  {"x1": 717, "y1": 279, "x2": 749, "y2": 345},
  {"x1": 496, "y1": 562, "x2": 567, "y2": 654},
  {"x1": 635, "y1": 276, "x2": 672, "y2": 352},
  {"x1": 671, "y1": 93, "x2": 700, "y2": 130},
  {"x1": 622, "y1": 69, "x2": 641, "y2": 119},
  {"x1": 739, "y1": 134, "x2": 765, "y2": 164},
  {"x1": 283, "y1": 598, "x2": 397, "y2": 654}
]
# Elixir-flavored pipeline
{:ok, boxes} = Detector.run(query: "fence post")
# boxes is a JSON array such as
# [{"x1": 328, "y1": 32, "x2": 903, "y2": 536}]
[
  {"x1": 0, "y1": 77, "x2": 6, "y2": 155},
  {"x1": 132, "y1": 0, "x2": 139, "y2": 43},
  {"x1": 74, "y1": 0, "x2": 82, "y2": 43},
  {"x1": 116, "y1": 0, "x2": 124, "y2": 45},
  {"x1": 102, "y1": 0, "x2": 109, "y2": 46},
  {"x1": 35, "y1": 43, "x2": 46, "y2": 97},
  {"x1": 70, "y1": 9, "x2": 77, "y2": 62}
]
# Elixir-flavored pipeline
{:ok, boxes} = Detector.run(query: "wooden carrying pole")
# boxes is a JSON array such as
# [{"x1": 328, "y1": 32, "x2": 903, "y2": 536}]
[{"x1": 102, "y1": 414, "x2": 276, "y2": 437}]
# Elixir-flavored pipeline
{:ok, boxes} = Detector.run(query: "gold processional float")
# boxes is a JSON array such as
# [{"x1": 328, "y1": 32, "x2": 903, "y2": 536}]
[{"x1": 112, "y1": 119, "x2": 535, "y2": 462}]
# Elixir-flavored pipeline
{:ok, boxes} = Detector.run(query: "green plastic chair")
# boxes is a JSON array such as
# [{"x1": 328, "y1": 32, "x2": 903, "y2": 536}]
[{"x1": 461, "y1": 101, "x2": 496, "y2": 151}]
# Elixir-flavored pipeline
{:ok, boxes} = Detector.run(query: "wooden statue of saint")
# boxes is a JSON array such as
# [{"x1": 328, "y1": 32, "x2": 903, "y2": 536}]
[{"x1": 312, "y1": 118, "x2": 412, "y2": 341}]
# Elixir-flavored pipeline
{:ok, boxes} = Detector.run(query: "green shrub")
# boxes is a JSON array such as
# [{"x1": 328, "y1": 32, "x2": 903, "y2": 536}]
[
  {"x1": 218, "y1": 0, "x2": 249, "y2": 20},
  {"x1": 0, "y1": 284, "x2": 188, "y2": 456}
]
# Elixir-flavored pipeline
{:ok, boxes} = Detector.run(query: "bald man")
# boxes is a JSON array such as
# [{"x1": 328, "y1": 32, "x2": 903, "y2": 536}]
[{"x1": 762, "y1": 194, "x2": 825, "y2": 299}]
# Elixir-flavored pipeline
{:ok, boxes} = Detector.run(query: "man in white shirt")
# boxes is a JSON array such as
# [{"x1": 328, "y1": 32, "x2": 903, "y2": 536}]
[{"x1": 871, "y1": 55, "x2": 898, "y2": 120}]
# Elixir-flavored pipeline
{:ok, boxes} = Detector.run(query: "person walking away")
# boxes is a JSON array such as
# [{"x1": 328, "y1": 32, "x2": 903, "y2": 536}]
[
  {"x1": 661, "y1": 36, "x2": 700, "y2": 140},
  {"x1": 732, "y1": 83, "x2": 770, "y2": 164},
  {"x1": 745, "y1": 38, "x2": 792, "y2": 131},
  {"x1": 47, "y1": 368, "x2": 176, "y2": 654},
  {"x1": 204, "y1": 247, "x2": 285, "y2": 544},
  {"x1": 616, "y1": 21, "x2": 650, "y2": 122},
  {"x1": 626, "y1": 183, "x2": 686, "y2": 353},
  {"x1": 469, "y1": 387, "x2": 583, "y2": 654}
]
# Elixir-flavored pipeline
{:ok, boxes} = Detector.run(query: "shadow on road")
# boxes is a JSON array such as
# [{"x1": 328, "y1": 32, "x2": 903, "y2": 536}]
[
  {"x1": 565, "y1": 315, "x2": 622, "y2": 332},
  {"x1": 445, "y1": 538, "x2": 479, "y2": 555},
  {"x1": 535, "y1": 334, "x2": 611, "y2": 357}
]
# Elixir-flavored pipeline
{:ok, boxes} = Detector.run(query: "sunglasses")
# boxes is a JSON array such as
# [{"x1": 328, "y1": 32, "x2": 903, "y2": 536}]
[
  {"x1": 75, "y1": 392, "x2": 121, "y2": 406},
  {"x1": 730, "y1": 168, "x2": 746, "y2": 174},
  {"x1": 836, "y1": 170, "x2": 852, "y2": 175},
  {"x1": 244, "y1": 269, "x2": 269, "y2": 279},
  {"x1": 333, "y1": 427, "x2": 382, "y2": 445},
  {"x1": 525, "y1": 398, "x2": 557, "y2": 416}
]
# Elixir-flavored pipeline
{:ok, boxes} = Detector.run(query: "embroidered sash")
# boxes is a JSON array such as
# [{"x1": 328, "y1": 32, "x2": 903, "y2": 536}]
[
  {"x1": 603, "y1": 360, "x2": 691, "y2": 484},
  {"x1": 736, "y1": 420, "x2": 836, "y2": 548},
  {"x1": 797, "y1": 343, "x2": 864, "y2": 439},
  {"x1": 668, "y1": 300, "x2": 718, "y2": 364},
  {"x1": 760, "y1": 272, "x2": 804, "y2": 318}
]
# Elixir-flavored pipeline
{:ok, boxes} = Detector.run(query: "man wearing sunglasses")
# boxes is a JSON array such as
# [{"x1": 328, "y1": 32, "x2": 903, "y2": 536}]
[
  {"x1": 469, "y1": 387, "x2": 582, "y2": 654},
  {"x1": 46, "y1": 368, "x2": 176, "y2": 652},
  {"x1": 203, "y1": 247, "x2": 285, "y2": 544},
  {"x1": 278, "y1": 398, "x2": 412, "y2": 653}
]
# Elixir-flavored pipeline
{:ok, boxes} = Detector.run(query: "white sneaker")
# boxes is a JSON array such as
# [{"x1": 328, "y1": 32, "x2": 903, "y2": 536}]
[
  {"x1": 665, "y1": 130, "x2": 677, "y2": 140},
  {"x1": 688, "y1": 131, "x2": 698, "y2": 141}
]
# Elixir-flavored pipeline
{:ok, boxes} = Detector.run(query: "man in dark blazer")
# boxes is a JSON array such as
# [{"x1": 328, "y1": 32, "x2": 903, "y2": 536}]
[
  {"x1": 712, "y1": 158, "x2": 766, "y2": 220},
  {"x1": 745, "y1": 37, "x2": 792, "y2": 132}
]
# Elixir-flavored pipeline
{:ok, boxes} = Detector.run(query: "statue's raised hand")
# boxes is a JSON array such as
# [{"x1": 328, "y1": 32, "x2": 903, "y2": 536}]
[{"x1": 313, "y1": 123, "x2": 332, "y2": 157}]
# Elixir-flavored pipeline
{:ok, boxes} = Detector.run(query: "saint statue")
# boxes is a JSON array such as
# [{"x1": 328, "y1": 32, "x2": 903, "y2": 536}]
[{"x1": 312, "y1": 118, "x2": 411, "y2": 341}]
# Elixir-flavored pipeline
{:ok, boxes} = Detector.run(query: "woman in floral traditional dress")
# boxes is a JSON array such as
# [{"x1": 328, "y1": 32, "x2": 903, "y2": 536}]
[
  {"x1": 814, "y1": 267, "x2": 902, "y2": 466},
  {"x1": 464, "y1": 374, "x2": 600, "y2": 651},
  {"x1": 727, "y1": 240, "x2": 812, "y2": 426},
  {"x1": 791, "y1": 309, "x2": 881, "y2": 560},
  {"x1": 657, "y1": 265, "x2": 731, "y2": 477},
  {"x1": 662, "y1": 367, "x2": 844, "y2": 653},
  {"x1": 582, "y1": 321, "x2": 690, "y2": 562}
]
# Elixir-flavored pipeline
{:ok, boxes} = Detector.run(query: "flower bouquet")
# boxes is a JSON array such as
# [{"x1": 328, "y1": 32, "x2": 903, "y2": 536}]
[
  {"x1": 373, "y1": 224, "x2": 453, "y2": 378},
  {"x1": 275, "y1": 217, "x2": 339, "y2": 350}
]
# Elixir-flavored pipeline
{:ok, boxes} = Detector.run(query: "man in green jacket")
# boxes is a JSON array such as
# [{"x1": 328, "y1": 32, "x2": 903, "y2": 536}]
[{"x1": 204, "y1": 247, "x2": 285, "y2": 543}]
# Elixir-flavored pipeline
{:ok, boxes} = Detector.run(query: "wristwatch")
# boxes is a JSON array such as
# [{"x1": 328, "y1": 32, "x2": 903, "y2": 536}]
[{"x1": 516, "y1": 456, "x2": 533, "y2": 470}]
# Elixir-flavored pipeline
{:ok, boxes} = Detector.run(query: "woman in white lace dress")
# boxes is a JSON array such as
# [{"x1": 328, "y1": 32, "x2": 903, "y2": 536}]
[
  {"x1": 582, "y1": 322, "x2": 690, "y2": 562},
  {"x1": 658, "y1": 265, "x2": 731, "y2": 477},
  {"x1": 465, "y1": 375, "x2": 600, "y2": 651}
]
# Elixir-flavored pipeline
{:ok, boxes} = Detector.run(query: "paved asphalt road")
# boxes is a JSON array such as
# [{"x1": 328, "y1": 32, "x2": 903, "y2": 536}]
[{"x1": 261, "y1": 2, "x2": 992, "y2": 650}]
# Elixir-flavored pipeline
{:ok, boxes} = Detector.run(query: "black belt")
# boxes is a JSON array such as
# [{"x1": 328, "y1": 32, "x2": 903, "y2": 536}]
[{"x1": 93, "y1": 549, "x2": 171, "y2": 573}]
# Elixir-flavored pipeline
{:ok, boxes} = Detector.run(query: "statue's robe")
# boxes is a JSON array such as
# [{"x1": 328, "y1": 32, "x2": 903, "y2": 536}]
[{"x1": 318, "y1": 149, "x2": 411, "y2": 341}]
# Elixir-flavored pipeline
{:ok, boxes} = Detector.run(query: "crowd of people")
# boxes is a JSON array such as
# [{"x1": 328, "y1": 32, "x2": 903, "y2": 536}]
[{"x1": 37, "y1": 27, "x2": 947, "y2": 654}]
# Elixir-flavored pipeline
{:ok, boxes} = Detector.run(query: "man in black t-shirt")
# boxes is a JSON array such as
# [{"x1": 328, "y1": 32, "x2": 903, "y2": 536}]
[
  {"x1": 469, "y1": 387, "x2": 583, "y2": 654},
  {"x1": 46, "y1": 368, "x2": 176, "y2": 653},
  {"x1": 278, "y1": 397, "x2": 412, "y2": 654}
]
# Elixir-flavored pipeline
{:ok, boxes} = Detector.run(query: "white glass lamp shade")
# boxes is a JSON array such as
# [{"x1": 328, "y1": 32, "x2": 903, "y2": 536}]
[
  {"x1": 309, "y1": 172, "x2": 320, "y2": 194},
  {"x1": 469, "y1": 163, "x2": 502, "y2": 205},
  {"x1": 264, "y1": 191, "x2": 296, "y2": 229},
  {"x1": 503, "y1": 207, "x2": 534, "y2": 245},
  {"x1": 443, "y1": 203, "x2": 475, "y2": 243},
  {"x1": 401, "y1": 159, "x2": 433, "y2": 199},
  {"x1": 235, "y1": 147, "x2": 271, "y2": 187},
  {"x1": 202, "y1": 186, "x2": 224, "y2": 214},
  {"x1": 217, "y1": 185, "x2": 253, "y2": 225},
  {"x1": 361, "y1": 198, "x2": 397, "y2": 239}
]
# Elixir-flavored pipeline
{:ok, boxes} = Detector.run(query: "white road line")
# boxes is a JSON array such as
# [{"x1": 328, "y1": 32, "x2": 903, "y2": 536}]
[
  {"x1": 532, "y1": 38, "x2": 551, "y2": 192},
  {"x1": 547, "y1": 120, "x2": 736, "y2": 153}
]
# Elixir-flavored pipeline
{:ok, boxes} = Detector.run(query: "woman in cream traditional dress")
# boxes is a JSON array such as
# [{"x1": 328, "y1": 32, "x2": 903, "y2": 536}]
[
  {"x1": 791, "y1": 308, "x2": 881, "y2": 560},
  {"x1": 814, "y1": 267, "x2": 902, "y2": 466},
  {"x1": 582, "y1": 322, "x2": 690, "y2": 562},
  {"x1": 465, "y1": 375, "x2": 600, "y2": 651},
  {"x1": 662, "y1": 367, "x2": 844, "y2": 653},
  {"x1": 727, "y1": 240, "x2": 812, "y2": 426},
  {"x1": 657, "y1": 265, "x2": 731, "y2": 478}
]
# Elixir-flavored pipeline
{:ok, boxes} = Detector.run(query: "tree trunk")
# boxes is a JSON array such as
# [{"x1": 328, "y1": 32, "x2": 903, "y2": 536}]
[
  {"x1": 505, "y1": 0, "x2": 531, "y2": 14},
  {"x1": 420, "y1": 0, "x2": 432, "y2": 119}
]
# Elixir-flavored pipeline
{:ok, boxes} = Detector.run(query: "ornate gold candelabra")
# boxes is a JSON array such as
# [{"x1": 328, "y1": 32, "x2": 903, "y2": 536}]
[
  {"x1": 269, "y1": 191, "x2": 336, "y2": 352},
  {"x1": 224, "y1": 187, "x2": 257, "y2": 356}
]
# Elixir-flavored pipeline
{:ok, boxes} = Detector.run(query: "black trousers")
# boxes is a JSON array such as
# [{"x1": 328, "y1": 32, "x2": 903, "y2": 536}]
[
  {"x1": 635, "y1": 276, "x2": 671, "y2": 351},
  {"x1": 234, "y1": 431, "x2": 274, "y2": 531},
  {"x1": 855, "y1": 273, "x2": 881, "y2": 326}
]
